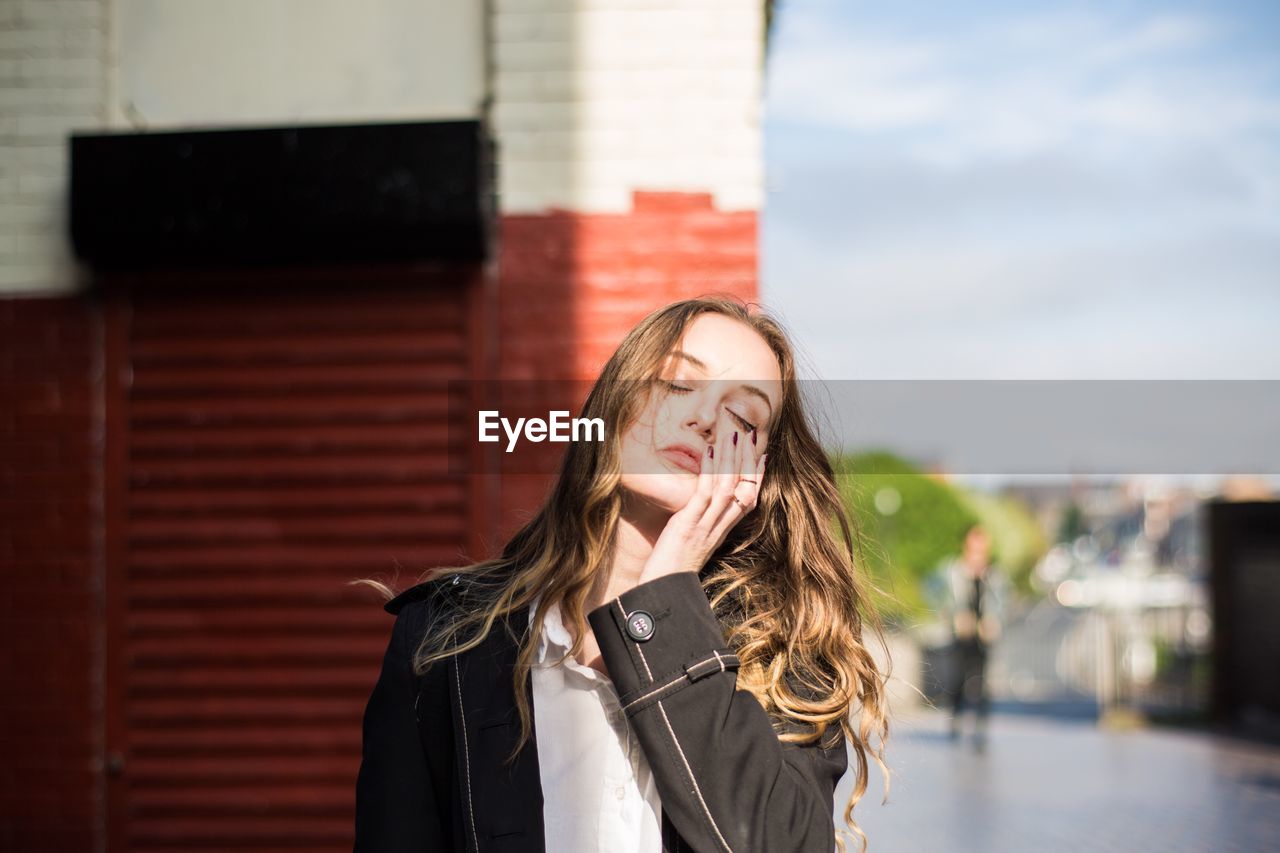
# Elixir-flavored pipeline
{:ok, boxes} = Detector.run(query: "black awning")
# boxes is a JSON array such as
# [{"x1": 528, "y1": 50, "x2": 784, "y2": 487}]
[{"x1": 70, "y1": 119, "x2": 494, "y2": 269}]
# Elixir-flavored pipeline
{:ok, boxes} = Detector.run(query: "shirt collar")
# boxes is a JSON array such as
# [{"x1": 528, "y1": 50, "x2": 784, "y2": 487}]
[{"x1": 529, "y1": 593, "x2": 574, "y2": 665}]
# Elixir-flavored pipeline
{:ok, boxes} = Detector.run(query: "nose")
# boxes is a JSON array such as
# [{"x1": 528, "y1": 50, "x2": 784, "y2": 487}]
[{"x1": 687, "y1": 399, "x2": 717, "y2": 437}]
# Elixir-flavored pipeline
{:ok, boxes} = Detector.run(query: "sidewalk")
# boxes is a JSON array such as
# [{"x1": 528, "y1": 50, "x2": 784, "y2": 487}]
[{"x1": 838, "y1": 708, "x2": 1280, "y2": 853}]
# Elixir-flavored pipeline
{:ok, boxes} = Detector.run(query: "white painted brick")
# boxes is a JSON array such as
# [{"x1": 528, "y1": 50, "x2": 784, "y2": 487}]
[
  {"x1": 0, "y1": 202, "x2": 50, "y2": 224},
  {"x1": 493, "y1": 12, "x2": 575, "y2": 42},
  {"x1": 4, "y1": 142, "x2": 69, "y2": 164},
  {"x1": 0, "y1": 228, "x2": 52, "y2": 252},
  {"x1": 496, "y1": 67, "x2": 757, "y2": 101},
  {"x1": 496, "y1": 8, "x2": 719, "y2": 42},
  {"x1": 496, "y1": 41, "x2": 576, "y2": 74},
  {"x1": 1, "y1": 0, "x2": 104, "y2": 294},
  {"x1": 19, "y1": 56, "x2": 99, "y2": 80},
  {"x1": 0, "y1": 235, "x2": 67, "y2": 266},
  {"x1": 0, "y1": 233, "x2": 38, "y2": 260},
  {"x1": 0, "y1": 114, "x2": 83, "y2": 136},
  {"x1": 1, "y1": 24, "x2": 102, "y2": 54},
  {"x1": 0, "y1": 85, "x2": 99, "y2": 111},
  {"x1": 492, "y1": 0, "x2": 765, "y2": 214},
  {"x1": 501, "y1": 0, "x2": 750, "y2": 11},
  {"x1": 494, "y1": 97, "x2": 753, "y2": 127},
  {"x1": 3, "y1": 215, "x2": 62, "y2": 237},
  {"x1": 0, "y1": 149, "x2": 65, "y2": 177},
  {"x1": 16, "y1": 0, "x2": 102, "y2": 25},
  {"x1": 501, "y1": 125, "x2": 757, "y2": 160},
  {"x1": 15, "y1": 172, "x2": 65, "y2": 197}
]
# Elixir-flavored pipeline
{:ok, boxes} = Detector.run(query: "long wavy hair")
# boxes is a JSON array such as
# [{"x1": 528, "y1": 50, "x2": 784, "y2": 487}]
[{"x1": 353, "y1": 296, "x2": 891, "y2": 852}]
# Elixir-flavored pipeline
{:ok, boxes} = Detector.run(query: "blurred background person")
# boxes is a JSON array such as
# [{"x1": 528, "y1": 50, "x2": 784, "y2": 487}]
[{"x1": 935, "y1": 524, "x2": 1008, "y2": 750}]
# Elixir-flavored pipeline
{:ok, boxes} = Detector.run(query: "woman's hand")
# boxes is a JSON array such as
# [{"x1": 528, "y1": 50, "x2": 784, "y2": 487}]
[{"x1": 637, "y1": 425, "x2": 768, "y2": 585}]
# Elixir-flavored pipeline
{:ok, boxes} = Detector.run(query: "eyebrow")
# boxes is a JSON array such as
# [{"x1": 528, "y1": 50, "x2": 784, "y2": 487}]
[{"x1": 669, "y1": 350, "x2": 775, "y2": 416}]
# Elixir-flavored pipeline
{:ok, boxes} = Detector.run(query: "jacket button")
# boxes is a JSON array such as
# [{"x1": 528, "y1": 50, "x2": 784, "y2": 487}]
[{"x1": 626, "y1": 610, "x2": 655, "y2": 642}]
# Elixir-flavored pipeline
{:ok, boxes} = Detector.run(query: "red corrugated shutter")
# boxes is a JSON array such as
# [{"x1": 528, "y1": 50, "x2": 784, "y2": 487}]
[{"x1": 103, "y1": 267, "x2": 488, "y2": 852}]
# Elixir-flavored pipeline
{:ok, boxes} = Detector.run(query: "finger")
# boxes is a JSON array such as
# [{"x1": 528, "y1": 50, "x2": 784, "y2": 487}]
[
  {"x1": 739, "y1": 428, "x2": 757, "y2": 484},
  {"x1": 749, "y1": 430, "x2": 767, "y2": 492},
  {"x1": 702, "y1": 424, "x2": 736, "y2": 527},
  {"x1": 685, "y1": 442, "x2": 715, "y2": 515},
  {"x1": 720, "y1": 428, "x2": 761, "y2": 528},
  {"x1": 734, "y1": 423, "x2": 747, "y2": 483},
  {"x1": 698, "y1": 441, "x2": 715, "y2": 488},
  {"x1": 714, "y1": 426, "x2": 737, "y2": 497}
]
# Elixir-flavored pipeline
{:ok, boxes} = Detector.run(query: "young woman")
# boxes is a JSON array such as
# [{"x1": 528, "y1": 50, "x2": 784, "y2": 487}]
[{"x1": 353, "y1": 297, "x2": 889, "y2": 853}]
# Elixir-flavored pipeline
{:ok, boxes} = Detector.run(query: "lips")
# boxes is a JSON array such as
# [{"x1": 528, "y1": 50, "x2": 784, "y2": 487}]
[{"x1": 659, "y1": 444, "x2": 704, "y2": 474}]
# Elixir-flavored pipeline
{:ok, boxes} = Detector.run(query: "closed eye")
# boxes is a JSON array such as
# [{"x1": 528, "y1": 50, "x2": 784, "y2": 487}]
[{"x1": 663, "y1": 381, "x2": 757, "y2": 432}]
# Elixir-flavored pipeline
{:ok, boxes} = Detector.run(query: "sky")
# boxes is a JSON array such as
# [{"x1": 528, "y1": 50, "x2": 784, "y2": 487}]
[{"x1": 761, "y1": 0, "x2": 1280, "y2": 381}]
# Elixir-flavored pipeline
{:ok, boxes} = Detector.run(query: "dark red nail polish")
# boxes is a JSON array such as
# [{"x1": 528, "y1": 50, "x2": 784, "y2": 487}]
[
  {"x1": 752, "y1": 430, "x2": 758, "y2": 446},
  {"x1": 733, "y1": 431, "x2": 738, "y2": 446},
  {"x1": 709, "y1": 446, "x2": 714, "y2": 459}
]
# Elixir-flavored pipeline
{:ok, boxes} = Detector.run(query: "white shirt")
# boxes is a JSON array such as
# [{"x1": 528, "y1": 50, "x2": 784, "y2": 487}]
[{"x1": 529, "y1": 595, "x2": 663, "y2": 853}]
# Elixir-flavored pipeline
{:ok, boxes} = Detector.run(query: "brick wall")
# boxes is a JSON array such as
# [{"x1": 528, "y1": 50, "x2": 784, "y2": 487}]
[
  {"x1": 0, "y1": 294, "x2": 102, "y2": 851},
  {"x1": 0, "y1": 0, "x2": 106, "y2": 296},
  {"x1": 1, "y1": 3, "x2": 108, "y2": 840},
  {"x1": 495, "y1": 190, "x2": 758, "y2": 540},
  {"x1": 492, "y1": 0, "x2": 765, "y2": 215},
  {"x1": 0, "y1": 3, "x2": 768, "y2": 844}
]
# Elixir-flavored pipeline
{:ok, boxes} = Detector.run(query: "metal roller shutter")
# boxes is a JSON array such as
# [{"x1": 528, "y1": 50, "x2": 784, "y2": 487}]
[{"x1": 103, "y1": 267, "x2": 487, "y2": 852}]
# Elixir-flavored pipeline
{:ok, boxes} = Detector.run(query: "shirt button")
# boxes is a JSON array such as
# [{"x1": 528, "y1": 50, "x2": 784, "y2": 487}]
[
  {"x1": 626, "y1": 610, "x2": 655, "y2": 641},
  {"x1": 615, "y1": 786, "x2": 626, "y2": 801}
]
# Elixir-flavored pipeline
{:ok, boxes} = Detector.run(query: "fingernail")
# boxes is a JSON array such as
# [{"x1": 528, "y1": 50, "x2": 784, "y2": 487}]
[
  {"x1": 709, "y1": 446, "x2": 714, "y2": 459},
  {"x1": 752, "y1": 430, "x2": 758, "y2": 446},
  {"x1": 733, "y1": 431, "x2": 738, "y2": 446}
]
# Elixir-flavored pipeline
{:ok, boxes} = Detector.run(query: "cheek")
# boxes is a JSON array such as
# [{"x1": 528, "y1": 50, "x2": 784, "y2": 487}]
[
  {"x1": 616, "y1": 420, "x2": 697, "y2": 510},
  {"x1": 618, "y1": 419, "x2": 653, "y2": 467},
  {"x1": 618, "y1": 469, "x2": 696, "y2": 513}
]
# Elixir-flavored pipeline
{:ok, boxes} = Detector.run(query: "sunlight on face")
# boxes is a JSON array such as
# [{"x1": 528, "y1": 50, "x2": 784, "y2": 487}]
[{"x1": 618, "y1": 313, "x2": 783, "y2": 514}]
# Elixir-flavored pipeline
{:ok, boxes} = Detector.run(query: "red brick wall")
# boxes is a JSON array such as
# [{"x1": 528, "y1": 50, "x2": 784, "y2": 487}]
[
  {"x1": 0, "y1": 190, "x2": 759, "y2": 847},
  {"x1": 495, "y1": 191, "x2": 758, "y2": 543},
  {"x1": 0, "y1": 295, "x2": 101, "y2": 852}
]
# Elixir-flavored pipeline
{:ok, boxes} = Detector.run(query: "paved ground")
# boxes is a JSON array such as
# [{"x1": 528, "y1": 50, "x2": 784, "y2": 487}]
[{"x1": 834, "y1": 708, "x2": 1280, "y2": 853}]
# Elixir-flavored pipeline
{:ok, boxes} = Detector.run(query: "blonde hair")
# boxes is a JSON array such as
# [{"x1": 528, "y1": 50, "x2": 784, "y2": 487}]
[{"x1": 353, "y1": 296, "x2": 890, "y2": 852}]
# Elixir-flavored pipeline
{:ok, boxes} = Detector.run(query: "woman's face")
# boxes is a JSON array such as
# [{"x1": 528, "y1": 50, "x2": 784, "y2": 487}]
[{"x1": 618, "y1": 313, "x2": 783, "y2": 514}]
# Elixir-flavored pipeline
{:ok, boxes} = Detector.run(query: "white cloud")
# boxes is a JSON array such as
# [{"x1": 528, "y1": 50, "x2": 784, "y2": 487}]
[
  {"x1": 766, "y1": 7, "x2": 1280, "y2": 161},
  {"x1": 762, "y1": 2, "x2": 1280, "y2": 380}
]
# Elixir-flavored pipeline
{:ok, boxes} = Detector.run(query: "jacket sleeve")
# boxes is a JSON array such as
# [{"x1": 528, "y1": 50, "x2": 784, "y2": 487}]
[
  {"x1": 587, "y1": 572, "x2": 849, "y2": 853},
  {"x1": 354, "y1": 603, "x2": 445, "y2": 852}
]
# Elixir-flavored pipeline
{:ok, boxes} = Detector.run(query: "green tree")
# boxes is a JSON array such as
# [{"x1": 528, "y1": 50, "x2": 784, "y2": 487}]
[{"x1": 833, "y1": 450, "x2": 978, "y2": 623}]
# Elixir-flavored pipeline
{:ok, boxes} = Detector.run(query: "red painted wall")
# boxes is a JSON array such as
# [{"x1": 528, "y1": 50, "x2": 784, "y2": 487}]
[
  {"x1": 0, "y1": 295, "x2": 102, "y2": 851},
  {"x1": 494, "y1": 191, "x2": 758, "y2": 544},
  {"x1": 0, "y1": 191, "x2": 758, "y2": 850}
]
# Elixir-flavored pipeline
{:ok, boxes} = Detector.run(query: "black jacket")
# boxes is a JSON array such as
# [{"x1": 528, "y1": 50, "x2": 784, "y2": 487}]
[{"x1": 353, "y1": 570, "x2": 849, "y2": 853}]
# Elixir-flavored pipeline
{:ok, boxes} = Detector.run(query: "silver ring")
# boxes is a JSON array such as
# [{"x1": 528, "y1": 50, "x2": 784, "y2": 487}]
[
  {"x1": 739, "y1": 478, "x2": 757, "y2": 484},
  {"x1": 732, "y1": 496, "x2": 748, "y2": 510}
]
